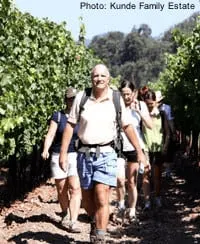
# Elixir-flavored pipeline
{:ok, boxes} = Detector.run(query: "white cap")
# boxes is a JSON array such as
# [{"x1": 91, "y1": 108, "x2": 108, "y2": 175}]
[
  {"x1": 65, "y1": 87, "x2": 77, "y2": 98},
  {"x1": 155, "y1": 90, "x2": 164, "y2": 102}
]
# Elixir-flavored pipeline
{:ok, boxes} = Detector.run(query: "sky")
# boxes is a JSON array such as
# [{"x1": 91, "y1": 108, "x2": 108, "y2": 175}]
[{"x1": 14, "y1": 0, "x2": 200, "y2": 40}]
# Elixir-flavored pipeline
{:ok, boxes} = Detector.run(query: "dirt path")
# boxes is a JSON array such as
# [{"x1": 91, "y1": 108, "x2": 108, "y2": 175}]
[{"x1": 0, "y1": 169, "x2": 200, "y2": 244}]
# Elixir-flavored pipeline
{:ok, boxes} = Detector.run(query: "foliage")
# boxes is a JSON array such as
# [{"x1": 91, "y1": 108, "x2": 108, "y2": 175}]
[
  {"x1": 138, "y1": 24, "x2": 152, "y2": 37},
  {"x1": 89, "y1": 29, "x2": 169, "y2": 87},
  {"x1": 0, "y1": 0, "x2": 99, "y2": 160},
  {"x1": 162, "y1": 12, "x2": 200, "y2": 42},
  {"x1": 89, "y1": 31, "x2": 124, "y2": 75},
  {"x1": 89, "y1": 14, "x2": 200, "y2": 88},
  {"x1": 156, "y1": 18, "x2": 200, "y2": 134}
]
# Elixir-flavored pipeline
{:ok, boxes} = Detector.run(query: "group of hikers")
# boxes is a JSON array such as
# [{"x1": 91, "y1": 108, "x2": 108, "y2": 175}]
[{"x1": 41, "y1": 63, "x2": 176, "y2": 243}]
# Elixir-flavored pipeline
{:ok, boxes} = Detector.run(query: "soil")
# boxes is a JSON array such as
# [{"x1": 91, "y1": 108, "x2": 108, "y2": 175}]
[{"x1": 0, "y1": 167, "x2": 200, "y2": 244}]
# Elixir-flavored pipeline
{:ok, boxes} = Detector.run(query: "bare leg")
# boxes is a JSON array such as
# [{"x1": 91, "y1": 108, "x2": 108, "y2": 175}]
[
  {"x1": 68, "y1": 175, "x2": 81, "y2": 222},
  {"x1": 81, "y1": 188, "x2": 95, "y2": 218},
  {"x1": 127, "y1": 162, "x2": 139, "y2": 217},
  {"x1": 55, "y1": 178, "x2": 69, "y2": 213},
  {"x1": 116, "y1": 177, "x2": 126, "y2": 209},
  {"x1": 94, "y1": 183, "x2": 110, "y2": 231},
  {"x1": 116, "y1": 157, "x2": 126, "y2": 209},
  {"x1": 142, "y1": 167, "x2": 151, "y2": 202}
]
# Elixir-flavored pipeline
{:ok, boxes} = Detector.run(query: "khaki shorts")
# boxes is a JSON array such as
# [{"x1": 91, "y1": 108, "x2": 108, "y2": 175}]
[{"x1": 50, "y1": 152, "x2": 78, "y2": 179}]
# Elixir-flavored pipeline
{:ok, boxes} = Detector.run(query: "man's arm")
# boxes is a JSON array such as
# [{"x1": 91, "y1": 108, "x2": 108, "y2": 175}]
[{"x1": 59, "y1": 122, "x2": 75, "y2": 172}]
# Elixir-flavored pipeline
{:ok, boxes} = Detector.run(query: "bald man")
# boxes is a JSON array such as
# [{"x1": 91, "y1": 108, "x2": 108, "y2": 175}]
[{"x1": 59, "y1": 64, "x2": 146, "y2": 243}]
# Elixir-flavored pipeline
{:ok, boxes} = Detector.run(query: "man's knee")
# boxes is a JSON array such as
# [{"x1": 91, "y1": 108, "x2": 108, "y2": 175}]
[{"x1": 95, "y1": 184, "x2": 110, "y2": 207}]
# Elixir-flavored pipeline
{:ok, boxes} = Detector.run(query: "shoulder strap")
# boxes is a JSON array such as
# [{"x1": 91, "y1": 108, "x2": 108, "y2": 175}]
[
  {"x1": 78, "y1": 87, "x2": 92, "y2": 122},
  {"x1": 57, "y1": 111, "x2": 61, "y2": 123},
  {"x1": 138, "y1": 100, "x2": 141, "y2": 111},
  {"x1": 112, "y1": 90, "x2": 122, "y2": 128},
  {"x1": 138, "y1": 101, "x2": 143, "y2": 131},
  {"x1": 160, "y1": 110, "x2": 165, "y2": 131}
]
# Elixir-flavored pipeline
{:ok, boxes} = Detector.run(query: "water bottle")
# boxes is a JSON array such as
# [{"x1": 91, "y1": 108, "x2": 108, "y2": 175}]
[{"x1": 138, "y1": 162, "x2": 145, "y2": 174}]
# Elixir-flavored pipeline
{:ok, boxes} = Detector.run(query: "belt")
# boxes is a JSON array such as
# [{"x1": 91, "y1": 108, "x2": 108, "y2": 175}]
[
  {"x1": 80, "y1": 140, "x2": 113, "y2": 148},
  {"x1": 78, "y1": 140, "x2": 114, "y2": 158}
]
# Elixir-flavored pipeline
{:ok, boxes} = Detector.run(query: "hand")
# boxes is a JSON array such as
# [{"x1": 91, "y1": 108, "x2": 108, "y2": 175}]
[
  {"x1": 130, "y1": 100, "x2": 140, "y2": 112},
  {"x1": 144, "y1": 160, "x2": 151, "y2": 171},
  {"x1": 137, "y1": 150, "x2": 148, "y2": 167},
  {"x1": 59, "y1": 153, "x2": 68, "y2": 172},
  {"x1": 41, "y1": 150, "x2": 49, "y2": 160}
]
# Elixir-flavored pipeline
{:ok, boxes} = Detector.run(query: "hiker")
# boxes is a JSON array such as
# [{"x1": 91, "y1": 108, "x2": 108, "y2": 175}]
[
  {"x1": 59, "y1": 64, "x2": 146, "y2": 243},
  {"x1": 143, "y1": 90, "x2": 170, "y2": 209},
  {"x1": 41, "y1": 87, "x2": 81, "y2": 233},
  {"x1": 155, "y1": 90, "x2": 177, "y2": 178},
  {"x1": 117, "y1": 80, "x2": 152, "y2": 222}
]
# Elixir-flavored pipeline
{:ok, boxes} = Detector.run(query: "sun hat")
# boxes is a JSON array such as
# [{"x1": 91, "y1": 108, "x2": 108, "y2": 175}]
[
  {"x1": 65, "y1": 87, "x2": 77, "y2": 98},
  {"x1": 155, "y1": 90, "x2": 164, "y2": 102}
]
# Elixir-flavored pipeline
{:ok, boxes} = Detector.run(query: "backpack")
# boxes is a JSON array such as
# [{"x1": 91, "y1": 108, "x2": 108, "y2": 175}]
[{"x1": 78, "y1": 88, "x2": 123, "y2": 157}]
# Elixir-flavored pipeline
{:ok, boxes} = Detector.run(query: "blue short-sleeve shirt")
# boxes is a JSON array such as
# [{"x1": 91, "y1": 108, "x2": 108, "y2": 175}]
[
  {"x1": 51, "y1": 110, "x2": 78, "y2": 153},
  {"x1": 159, "y1": 103, "x2": 174, "y2": 121}
]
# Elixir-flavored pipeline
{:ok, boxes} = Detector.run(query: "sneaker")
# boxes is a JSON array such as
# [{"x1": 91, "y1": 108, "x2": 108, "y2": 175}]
[
  {"x1": 60, "y1": 213, "x2": 70, "y2": 228},
  {"x1": 128, "y1": 214, "x2": 138, "y2": 224},
  {"x1": 143, "y1": 200, "x2": 151, "y2": 211},
  {"x1": 117, "y1": 207, "x2": 125, "y2": 218},
  {"x1": 68, "y1": 221, "x2": 81, "y2": 233},
  {"x1": 155, "y1": 197, "x2": 162, "y2": 208}
]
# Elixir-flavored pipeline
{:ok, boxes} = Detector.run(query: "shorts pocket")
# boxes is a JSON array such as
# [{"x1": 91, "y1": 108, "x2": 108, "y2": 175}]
[{"x1": 105, "y1": 158, "x2": 117, "y2": 177}]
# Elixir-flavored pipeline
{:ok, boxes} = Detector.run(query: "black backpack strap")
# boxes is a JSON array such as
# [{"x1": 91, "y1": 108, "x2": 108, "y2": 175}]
[
  {"x1": 160, "y1": 110, "x2": 165, "y2": 132},
  {"x1": 112, "y1": 90, "x2": 122, "y2": 128},
  {"x1": 160, "y1": 110, "x2": 170, "y2": 152},
  {"x1": 138, "y1": 101, "x2": 143, "y2": 132},
  {"x1": 138, "y1": 100, "x2": 141, "y2": 111},
  {"x1": 78, "y1": 87, "x2": 92, "y2": 122}
]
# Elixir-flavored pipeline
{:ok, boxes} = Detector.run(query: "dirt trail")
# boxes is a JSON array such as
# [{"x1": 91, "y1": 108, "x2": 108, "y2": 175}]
[{"x1": 0, "y1": 169, "x2": 199, "y2": 244}]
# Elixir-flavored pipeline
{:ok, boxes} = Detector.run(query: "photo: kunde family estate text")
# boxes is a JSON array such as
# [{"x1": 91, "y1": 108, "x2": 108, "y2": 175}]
[{"x1": 80, "y1": 1, "x2": 196, "y2": 11}]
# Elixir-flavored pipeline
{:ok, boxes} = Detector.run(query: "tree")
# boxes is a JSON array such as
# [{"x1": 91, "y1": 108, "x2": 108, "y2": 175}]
[
  {"x1": 120, "y1": 32, "x2": 145, "y2": 63},
  {"x1": 138, "y1": 24, "x2": 152, "y2": 38},
  {"x1": 89, "y1": 31, "x2": 124, "y2": 69},
  {"x1": 156, "y1": 20, "x2": 200, "y2": 157}
]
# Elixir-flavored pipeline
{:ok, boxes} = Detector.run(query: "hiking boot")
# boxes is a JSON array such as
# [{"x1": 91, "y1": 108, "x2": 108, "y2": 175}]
[
  {"x1": 128, "y1": 214, "x2": 138, "y2": 224},
  {"x1": 155, "y1": 197, "x2": 162, "y2": 208},
  {"x1": 93, "y1": 234, "x2": 106, "y2": 244},
  {"x1": 68, "y1": 221, "x2": 81, "y2": 233}
]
